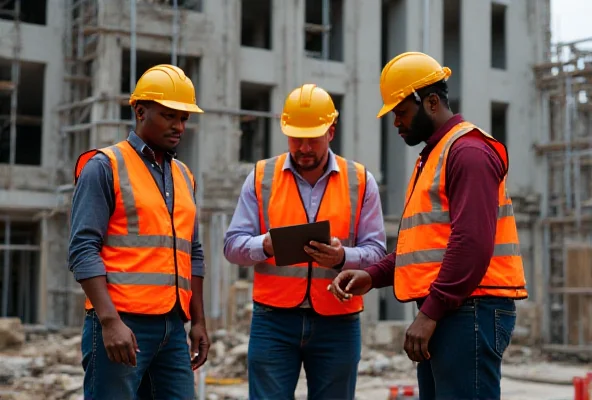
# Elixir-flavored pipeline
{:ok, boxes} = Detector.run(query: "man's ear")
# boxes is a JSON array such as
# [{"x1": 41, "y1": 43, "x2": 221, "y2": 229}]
[
  {"x1": 135, "y1": 104, "x2": 145, "y2": 120},
  {"x1": 328, "y1": 124, "x2": 336, "y2": 141}
]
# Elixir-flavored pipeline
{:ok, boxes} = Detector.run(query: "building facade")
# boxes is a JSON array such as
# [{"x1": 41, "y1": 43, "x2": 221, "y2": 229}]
[{"x1": 0, "y1": 0, "x2": 551, "y2": 330}]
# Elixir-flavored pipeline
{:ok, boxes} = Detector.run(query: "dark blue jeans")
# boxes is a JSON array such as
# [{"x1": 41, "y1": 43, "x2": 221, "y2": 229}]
[
  {"x1": 248, "y1": 302, "x2": 361, "y2": 400},
  {"x1": 417, "y1": 297, "x2": 517, "y2": 400},
  {"x1": 81, "y1": 309, "x2": 194, "y2": 400}
]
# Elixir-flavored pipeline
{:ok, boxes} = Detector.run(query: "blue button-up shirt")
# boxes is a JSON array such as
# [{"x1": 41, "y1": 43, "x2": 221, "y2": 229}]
[
  {"x1": 223, "y1": 150, "x2": 387, "y2": 269},
  {"x1": 68, "y1": 131, "x2": 205, "y2": 281}
]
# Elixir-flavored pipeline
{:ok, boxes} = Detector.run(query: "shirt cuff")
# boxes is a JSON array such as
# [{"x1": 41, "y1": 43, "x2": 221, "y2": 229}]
[
  {"x1": 341, "y1": 247, "x2": 360, "y2": 270},
  {"x1": 365, "y1": 264, "x2": 385, "y2": 289},
  {"x1": 74, "y1": 269, "x2": 106, "y2": 282},
  {"x1": 249, "y1": 234, "x2": 269, "y2": 262},
  {"x1": 192, "y1": 262, "x2": 205, "y2": 277},
  {"x1": 419, "y1": 293, "x2": 448, "y2": 322}
]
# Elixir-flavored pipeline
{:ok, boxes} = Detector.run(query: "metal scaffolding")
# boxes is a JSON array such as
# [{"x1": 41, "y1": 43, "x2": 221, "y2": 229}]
[{"x1": 533, "y1": 37, "x2": 592, "y2": 356}]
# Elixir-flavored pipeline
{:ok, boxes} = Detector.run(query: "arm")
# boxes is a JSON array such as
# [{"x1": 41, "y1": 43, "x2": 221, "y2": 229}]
[
  {"x1": 223, "y1": 170, "x2": 269, "y2": 265},
  {"x1": 419, "y1": 136, "x2": 504, "y2": 321},
  {"x1": 68, "y1": 154, "x2": 120, "y2": 324},
  {"x1": 365, "y1": 252, "x2": 397, "y2": 289},
  {"x1": 342, "y1": 171, "x2": 387, "y2": 270}
]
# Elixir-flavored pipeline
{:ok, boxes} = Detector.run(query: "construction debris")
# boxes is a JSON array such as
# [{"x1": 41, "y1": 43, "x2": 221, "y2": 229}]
[{"x1": 0, "y1": 317, "x2": 590, "y2": 399}]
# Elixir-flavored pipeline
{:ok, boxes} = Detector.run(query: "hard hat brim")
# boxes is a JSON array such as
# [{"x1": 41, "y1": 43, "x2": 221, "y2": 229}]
[
  {"x1": 376, "y1": 102, "x2": 396, "y2": 119},
  {"x1": 281, "y1": 122, "x2": 332, "y2": 139},
  {"x1": 155, "y1": 99, "x2": 204, "y2": 114}
]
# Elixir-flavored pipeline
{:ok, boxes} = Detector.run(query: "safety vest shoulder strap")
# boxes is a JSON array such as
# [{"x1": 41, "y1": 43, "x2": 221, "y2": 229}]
[
  {"x1": 332, "y1": 154, "x2": 367, "y2": 246},
  {"x1": 172, "y1": 158, "x2": 196, "y2": 203},
  {"x1": 254, "y1": 153, "x2": 286, "y2": 232}
]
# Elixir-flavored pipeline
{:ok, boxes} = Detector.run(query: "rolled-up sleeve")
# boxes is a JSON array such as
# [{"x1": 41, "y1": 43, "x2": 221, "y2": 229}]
[
  {"x1": 191, "y1": 178, "x2": 205, "y2": 277},
  {"x1": 68, "y1": 154, "x2": 114, "y2": 282}
]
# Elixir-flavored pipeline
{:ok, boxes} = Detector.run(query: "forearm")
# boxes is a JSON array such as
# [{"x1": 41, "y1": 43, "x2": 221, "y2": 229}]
[
  {"x1": 190, "y1": 276, "x2": 206, "y2": 326},
  {"x1": 79, "y1": 276, "x2": 119, "y2": 323},
  {"x1": 365, "y1": 252, "x2": 396, "y2": 288},
  {"x1": 223, "y1": 233, "x2": 268, "y2": 265}
]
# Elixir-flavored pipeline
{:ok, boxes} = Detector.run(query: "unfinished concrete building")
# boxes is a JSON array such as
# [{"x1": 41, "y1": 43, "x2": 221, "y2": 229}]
[
  {"x1": 3, "y1": 0, "x2": 588, "y2": 356},
  {"x1": 533, "y1": 37, "x2": 592, "y2": 356}
]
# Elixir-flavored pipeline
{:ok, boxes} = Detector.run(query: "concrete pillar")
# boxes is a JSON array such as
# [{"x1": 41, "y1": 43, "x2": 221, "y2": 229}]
[
  {"x1": 459, "y1": 0, "x2": 490, "y2": 129},
  {"x1": 91, "y1": 2, "x2": 123, "y2": 148},
  {"x1": 41, "y1": 2, "x2": 66, "y2": 168},
  {"x1": 341, "y1": 0, "x2": 381, "y2": 176},
  {"x1": 270, "y1": 0, "x2": 305, "y2": 157},
  {"x1": 198, "y1": 0, "x2": 242, "y2": 171}
]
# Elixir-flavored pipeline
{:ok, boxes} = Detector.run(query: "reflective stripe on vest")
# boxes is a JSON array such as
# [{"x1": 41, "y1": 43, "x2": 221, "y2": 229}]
[
  {"x1": 254, "y1": 152, "x2": 366, "y2": 316},
  {"x1": 74, "y1": 140, "x2": 196, "y2": 316},
  {"x1": 394, "y1": 123, "x2": 527, "y2": 301}
]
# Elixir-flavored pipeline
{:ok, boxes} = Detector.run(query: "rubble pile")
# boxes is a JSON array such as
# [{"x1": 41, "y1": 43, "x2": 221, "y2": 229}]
[
  {"x1": 206, "y1": 330, "x2": 250, "y2": 380},
  {"x1": 0, "y1": 319, "x2": 83, "y2": 400}
]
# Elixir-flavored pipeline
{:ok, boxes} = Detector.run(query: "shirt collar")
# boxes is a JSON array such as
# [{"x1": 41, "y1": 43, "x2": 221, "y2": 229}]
[
  {"x1": 127, "y1": 130, "x2": 176, "y2": 162},
  {"x1": 282, "y1": 149, "x2": 340, "y2": 174}
]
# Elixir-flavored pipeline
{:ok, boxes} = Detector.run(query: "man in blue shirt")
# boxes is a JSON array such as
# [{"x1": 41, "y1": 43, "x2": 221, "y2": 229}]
[{"x1": 69, "y1": 64, "x2": 209, "y2": 400}]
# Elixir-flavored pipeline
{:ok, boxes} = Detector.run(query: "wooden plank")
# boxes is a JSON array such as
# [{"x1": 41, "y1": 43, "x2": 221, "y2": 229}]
[{"x1": 565, "y1": 242, "x2": 592, "y2": 345}]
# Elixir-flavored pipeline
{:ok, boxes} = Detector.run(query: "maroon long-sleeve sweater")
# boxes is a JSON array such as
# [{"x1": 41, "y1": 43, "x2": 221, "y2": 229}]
[{"x1": 366, "y1": 114, "x2": 506, "y2": 321}]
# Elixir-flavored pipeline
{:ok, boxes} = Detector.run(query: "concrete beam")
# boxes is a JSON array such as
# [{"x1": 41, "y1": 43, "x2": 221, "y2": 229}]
[{"x1": 0, "y1": 190, "x2": 57, "y2": 211}]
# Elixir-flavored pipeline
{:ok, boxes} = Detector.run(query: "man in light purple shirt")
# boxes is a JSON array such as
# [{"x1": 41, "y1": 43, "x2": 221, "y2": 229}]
[{"x1": 224, "y1": 84, "x2": 386, "y2": 400}]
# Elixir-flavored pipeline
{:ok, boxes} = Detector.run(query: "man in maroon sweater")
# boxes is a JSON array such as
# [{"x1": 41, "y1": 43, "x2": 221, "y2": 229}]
[{"x1": 328, "y1": 52, "x2": 527, "y2": 399}]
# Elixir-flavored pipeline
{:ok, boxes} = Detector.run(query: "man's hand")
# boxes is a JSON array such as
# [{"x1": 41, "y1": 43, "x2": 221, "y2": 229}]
[
  {"x1": 263, "y1": 232, "x2": 274, "y2": 257},
  {"x1": 189, "y1": 322, "x2": 210, "y2": 370},
  {"x1": 327, "y1": 270, "x2": 372, "y2": 301},
  {"x1": 304, "y1": 237, "x2": 345, "y2": 267},
  {"x1": 101, "y1": 317, "x2": 140, "y2": 367},
  {"x1": 403, "y1": 311, "x2": 437, "y2": 362}
]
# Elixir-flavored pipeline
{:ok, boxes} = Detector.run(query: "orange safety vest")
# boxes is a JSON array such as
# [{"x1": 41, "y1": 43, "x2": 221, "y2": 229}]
[
  {"x1": 394, "y1": 121, "x2": 528, "y2": 302},
  {"x1": 74, "y1": 140, "x2": 197, "y2": 319},
  {"x1": 254, "y1": 152, "x2": 367, "y2": 316}
]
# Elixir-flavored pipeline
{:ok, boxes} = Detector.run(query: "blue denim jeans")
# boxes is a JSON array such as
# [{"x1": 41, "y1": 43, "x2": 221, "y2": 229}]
[
  {"x1": 81, "y1": 309, "x2": 195, "y2": 400},
  {"x1": 248, "y1": 302, "x2": 361, "y2": 400},
  {"x1": 417, "y1": 297, "x2": 517, "y2": 400}
]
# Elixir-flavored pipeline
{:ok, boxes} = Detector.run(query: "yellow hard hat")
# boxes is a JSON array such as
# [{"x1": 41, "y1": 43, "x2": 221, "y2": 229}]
[
  {"x1": 377, "y1": 52, "x2": 451, "y2": 118},
  {"x1": 129, "y1": 64, "x2": 204, "y2": 113},
  {"x1": 280, "y1": 84, "x2": 338, "y2": 138}
]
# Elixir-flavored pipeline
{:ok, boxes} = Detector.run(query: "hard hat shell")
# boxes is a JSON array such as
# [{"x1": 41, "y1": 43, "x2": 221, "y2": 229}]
[
  {"x1": 129, "y1": 64, "x2": 204, "y2": 114},
  {"x1": 377, "y1": 52, "x2": 451, "y2": 118},
  {"x1": 281, "y1": 84, "x2": 339, "y2": 138}
]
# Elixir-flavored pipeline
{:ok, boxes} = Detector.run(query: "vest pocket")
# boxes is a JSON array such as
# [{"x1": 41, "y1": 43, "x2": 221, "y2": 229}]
[{"x1": 494, "y1": 308, "x2": 516, "y2": 357}]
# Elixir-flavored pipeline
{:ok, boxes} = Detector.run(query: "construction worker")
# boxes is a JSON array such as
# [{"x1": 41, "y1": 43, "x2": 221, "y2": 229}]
[
  {"x1": 68, "y1": 64, "x2": 209, "y2": 400},
  {"x1": 223, "y1": 84, "x2": 387, "y2": 399},
  {"x1": 328, "y1": 52, "x2": 528, "y2": 400}
]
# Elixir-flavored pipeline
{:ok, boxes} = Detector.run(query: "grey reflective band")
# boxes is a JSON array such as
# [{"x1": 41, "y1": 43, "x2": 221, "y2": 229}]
[
  {"x1": 260, "y1": 156, "x2": 278, "y2": 231},
  {"x1": 428, "y1": 127, "x2": 475, "y2": 211},
  {"x1": 106, "y1": 272, "x2": 191, "y2": 291},
  {"x1": 400, "y1": 203, "x2": 515, "y2": 230},
  {"x1": 259, "y1": 155, "x2": 362, "y2": 247},
  {"x1": 104, "y1": 235, "x2": 192, "y2": 255},
  {"x1": 255, "y1": 262, "x2": 339, "y2": 281},
  {"x1": 112, "y1": 146, "x2": 139, "y2": 234},
  {"x1": 173, "y1": 159, "x2": 195, "y2": 203},
  {"x1": 346, "y1": 160, "x2": 361, "y2": 247},
  {"x1": 103, "y1": 146, "x2": 194, "y2": 256},
  {"x1": 395, "y1": 243, "x2": 521, "y2": 268}
]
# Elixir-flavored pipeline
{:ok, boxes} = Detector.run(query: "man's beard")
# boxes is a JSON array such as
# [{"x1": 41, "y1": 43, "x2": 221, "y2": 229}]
[
  {"x1": 294, "y1": 153, "x2": 323, "y2": 171},
  {"x1": 401, "y1": 106, "x2": 435, "y2": 146}
]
